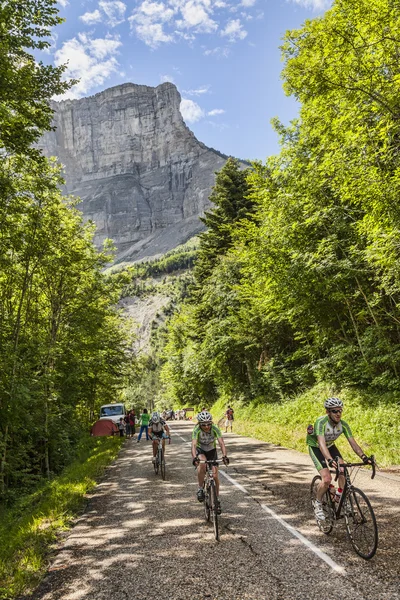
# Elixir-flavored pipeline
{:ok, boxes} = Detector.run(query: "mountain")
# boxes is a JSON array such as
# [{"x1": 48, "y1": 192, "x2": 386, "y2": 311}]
[{"x1": 39, "y1": 82, "x2": 235, "y2": 263}]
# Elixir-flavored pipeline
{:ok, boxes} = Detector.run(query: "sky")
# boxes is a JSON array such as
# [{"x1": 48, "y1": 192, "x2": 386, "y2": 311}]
[{"x1": 45, "y1": 0, "x2": 331, "y2": 161}]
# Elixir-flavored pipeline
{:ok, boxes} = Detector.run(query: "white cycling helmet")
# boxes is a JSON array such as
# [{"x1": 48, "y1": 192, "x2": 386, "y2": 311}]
[
  {"x1": 197, "y1": 410, "x2": 212, "y2": 424},
  {"x1": 151, "y1": 411, "x2": 160, "y2": 423},
  {"x1": 324, "y1": 397, "x2": 343, "y2": 409}
]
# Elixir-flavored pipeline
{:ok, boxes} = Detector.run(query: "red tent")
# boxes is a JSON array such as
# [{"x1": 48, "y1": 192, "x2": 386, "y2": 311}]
[{"x1": 91, "y1": 419, "x2": 118, "y2": 436}]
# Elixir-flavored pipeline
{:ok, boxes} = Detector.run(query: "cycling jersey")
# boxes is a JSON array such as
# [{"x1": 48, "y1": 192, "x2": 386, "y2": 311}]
[
  {"x1": 192, "y1": 424, "x2": 222, "y2": 452},
  {"x1": 150, "y1": 419, "x2": 167, "y2": 437},
  {"x1": 306, "y1": 415, "x2": 353, "y2": 448}
]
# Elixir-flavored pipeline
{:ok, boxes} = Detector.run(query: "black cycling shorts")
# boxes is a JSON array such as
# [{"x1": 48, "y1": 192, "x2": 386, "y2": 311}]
[
  {"x1": 309, "y1": 444, "x2": 342, "y2": 471},
  {"x1": 196, "y1": 447, "x2": 217, "y2": 462}
]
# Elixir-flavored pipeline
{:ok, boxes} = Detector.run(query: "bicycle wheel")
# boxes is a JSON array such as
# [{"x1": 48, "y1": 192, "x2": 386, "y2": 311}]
[
  {"x1": 153, "y1": 448, "x2": 159, "y2": 475},
  {"x1": 344, "y1": 487, "x2": 378, "y2": 559},
  {"x1": 310, "y1": 475, "x2": 334, "y2": 534},
  {"x1": 204, "y1": 483, "x2": 211, "y2": 522},
  {"x1": 160, "y1": 447, "x2": 166, "y2": 480},
  {"x1": 210, "y1": 481, "x2": 219, "y2": 541}
]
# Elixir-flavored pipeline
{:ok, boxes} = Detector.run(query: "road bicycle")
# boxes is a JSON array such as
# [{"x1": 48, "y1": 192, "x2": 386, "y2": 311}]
[
  {"x1": 197, "y1": 459, "x2": 225, "y2": 541},
  {"x1": 311, "y1": 455, "x2": 378, "y2": 559},
  {"x1": 153, "y1": 435, "x2": 170, "y2": 480}
]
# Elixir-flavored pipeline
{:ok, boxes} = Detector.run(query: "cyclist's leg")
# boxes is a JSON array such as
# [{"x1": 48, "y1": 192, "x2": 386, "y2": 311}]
[
  {"x1": 152, "y1": 437, "x2": 158, "y2": 458},
  {"x1": 196, "y1": 452, "x2": 207, "y2": 488},
  {"x1": 213, "y1": 465, "x2": 220, "y2": 496},
  {"x1": 309, "y1": 446, "x2": 332, "y2": 500}
]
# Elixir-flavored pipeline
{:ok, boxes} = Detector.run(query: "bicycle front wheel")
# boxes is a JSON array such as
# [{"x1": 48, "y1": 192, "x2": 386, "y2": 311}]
[
  {"x1": 153, "y1": 449, "x2": 159, "y2": 475},
  {"x1": 310, "y1": 475, "x2": 334, "y2": 534},
  {"x1": 204, "y1": 485, "x2": 211, "y2": 522},
  {"x1": 160, "y1": 448, "x2": 166, "y2": 480},
  {"x1": 344, "y1": 487, "x2": 378, "y2": 559},
  {"x1": 210, "y1": 482, "x2": 219, "y2": 541}
]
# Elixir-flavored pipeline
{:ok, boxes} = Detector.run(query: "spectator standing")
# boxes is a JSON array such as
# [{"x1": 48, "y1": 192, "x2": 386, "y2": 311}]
[
  {"x1": 118, "y1": 418, "x2": 125, "y2": 437},
  {"x1": 124, "y1": 412, "x2": 131, "y2": 438},
  {"x1": 129, "y1": 410, "x2": 136, "y2": 437},
  {"x1": 224, "y1": 406, "x2": 234, "y2": 433},
  {"x1": 137, "y1": 408, "x2": 150, "y2": 442}
]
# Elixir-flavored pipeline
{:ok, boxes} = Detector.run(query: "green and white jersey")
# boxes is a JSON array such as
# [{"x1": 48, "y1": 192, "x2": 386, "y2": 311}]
[
  {"x1": 306, "y1": 415, "x2": 353, "y2": 448},
  {"x1": 192, "y1": 424, "x2": 222, "y2": 452}
]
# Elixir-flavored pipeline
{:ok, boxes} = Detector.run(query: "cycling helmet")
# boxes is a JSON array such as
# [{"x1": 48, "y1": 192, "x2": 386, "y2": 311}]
[
  {"x1": 151, "y1": 411, "x2": 160, "y2": 423},
  {"x1": 197, "y1": 410, "x2": 212, "y2": 424},
  {"x1": 324, "y1": 397, "x2": 343, "y2": 409}
]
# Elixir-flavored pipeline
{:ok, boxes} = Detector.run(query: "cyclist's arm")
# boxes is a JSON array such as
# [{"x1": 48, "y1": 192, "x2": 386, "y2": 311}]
[
  {"x1": 348, "y1": 437, "x2": 365, "y2": 459},
  {"x1": 164, "y1": 424, "x2": 171, "y2": 436},
  {"x1": 217, "y1": 437, "x2": 227, "y2": 457},
  {"x1": 317, "y1": 435, "x2": 335, "y2": 464},
  {"x1": 191, "y1": 438, "x2": 198, "y2": 459}
]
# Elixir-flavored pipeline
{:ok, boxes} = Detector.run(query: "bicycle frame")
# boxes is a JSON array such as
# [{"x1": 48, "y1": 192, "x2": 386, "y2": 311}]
[
  {"x1": 333, "y1": 455, "x2": 376, "y2": 519},
  {"x1": 197, "y1": 459, "x2": 224, "y2": 540}
]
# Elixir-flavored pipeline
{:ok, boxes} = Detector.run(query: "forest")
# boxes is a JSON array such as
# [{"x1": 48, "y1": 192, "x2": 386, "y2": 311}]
[{"x1": 156, "y1": 0, "x2": 400, "y2": 457}]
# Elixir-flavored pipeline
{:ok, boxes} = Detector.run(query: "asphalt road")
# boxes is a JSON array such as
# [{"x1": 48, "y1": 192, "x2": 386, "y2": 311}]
[{"x1": 25, "y1": 422, "x2": 400, "y2": 600}]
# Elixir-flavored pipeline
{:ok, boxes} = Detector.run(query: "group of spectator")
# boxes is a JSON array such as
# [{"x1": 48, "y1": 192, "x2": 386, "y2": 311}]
[
  {"x1": 117, "y1": 409, "x2": 136, "y2": 438},
  {"x1": 116, "y1": 405, "x2": 235, "y2": 439}
]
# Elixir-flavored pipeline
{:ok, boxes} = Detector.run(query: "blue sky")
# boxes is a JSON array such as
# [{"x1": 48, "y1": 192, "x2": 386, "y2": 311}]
[{"x1": 48, "y1": 0, "x2": 330, "y2": 161}]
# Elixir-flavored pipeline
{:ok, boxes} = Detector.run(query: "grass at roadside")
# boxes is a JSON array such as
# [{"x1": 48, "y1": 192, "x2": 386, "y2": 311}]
[
  {"x1": 0, "y1": 436, "x2": 123, "y2": 600},
  {"x1": 210, "y1": 383, "x2": 400, "y2": 469}
]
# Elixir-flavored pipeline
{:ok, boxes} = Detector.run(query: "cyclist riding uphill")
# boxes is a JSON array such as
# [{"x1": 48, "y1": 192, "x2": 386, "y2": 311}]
[
  {"x1": 191, "y1": 411, "x2": 229, "y2": 513},
  {"x1": 307, "y1": 397, "x2": 371, "y2": 521},
  {"x1": 149, "y1": 412, "x2": 170, "y2": 464}
]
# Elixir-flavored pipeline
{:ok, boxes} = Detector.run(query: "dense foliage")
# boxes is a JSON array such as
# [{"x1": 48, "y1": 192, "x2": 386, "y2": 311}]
[
  {"x1": 0, "y1": 0, "x2": 133, "y2": 503},
  {"x1": 160, "y1": 0, "x2": 400, "y2": 410}
]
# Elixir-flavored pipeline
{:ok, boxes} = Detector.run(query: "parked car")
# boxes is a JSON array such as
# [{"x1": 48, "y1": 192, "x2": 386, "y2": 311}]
[{"x1": 99, "y1": 403, "x2": 126, "y2": 424}]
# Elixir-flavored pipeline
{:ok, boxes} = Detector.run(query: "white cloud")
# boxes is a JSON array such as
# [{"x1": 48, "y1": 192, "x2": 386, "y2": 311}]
[
  {"x1": 129, "y1": 1, "x2": 175, "y2": 48},
  {"x1": 180, "y1": 98, "x2": 204, "y2": 123},
  {"x1": 58, "y1": 0, "x2": 69, "y2": 6},
  {"x1": 79, "y1": 9, "x2": 102, "y2": 25},
  {"x1": 99, "y1": 1, "x2": 127, "y2": 26},
  {"x1": 203, "y1": 45, "x2": 230, "y2": 57},
  {"x1": 290, "y1": 0, "x2": 331, "y2": 9},
  {"x1": 208, "y1": 108, "x2": 225, "y2": 116},
  {"x1": 176, "y1": 1, "x2": 217, "y2": 33},
  {"x1": 160, "y1": 74, "x2": 175, "y2": 83},
  {"x1": 54, "y1": 33, "x2": 122, "y2": 99},
  {"x1": 221, "y1": 18, "x2": 247, "y2": 41},
  {"x1": 128, "y1": 0, "x2": 257, "y2": 47},
  {"x1": 182, "y1": 84, "x2": 210, "y2": 96}
]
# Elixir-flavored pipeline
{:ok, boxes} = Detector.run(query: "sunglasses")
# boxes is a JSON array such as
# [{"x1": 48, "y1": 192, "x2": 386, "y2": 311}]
[
  {"x1": 200, "y1": 423, "x2": 212, "y2": 427},
  {"x1": 330, "y1": 409, "x2": 342, "y2": 414}
]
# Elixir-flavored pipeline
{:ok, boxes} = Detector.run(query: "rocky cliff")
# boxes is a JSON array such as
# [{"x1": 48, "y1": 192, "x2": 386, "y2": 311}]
[{"x1": 39, "y1": 82, "x2": 231, "y2": 262}]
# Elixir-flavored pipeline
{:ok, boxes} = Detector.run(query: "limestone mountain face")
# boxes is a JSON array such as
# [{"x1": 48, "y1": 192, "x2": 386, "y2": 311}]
[{"x1": 39, "y1": 82, "x2": 230, "y2": 262}]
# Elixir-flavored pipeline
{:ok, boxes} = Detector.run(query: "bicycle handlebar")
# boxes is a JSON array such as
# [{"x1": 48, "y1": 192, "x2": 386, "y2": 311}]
[
  {"x1": 333, "y1": 455, "x2": 376, "y2": 480},
  {"x1": 196, "y1": 459, "x2": 227, "y2": 466}
]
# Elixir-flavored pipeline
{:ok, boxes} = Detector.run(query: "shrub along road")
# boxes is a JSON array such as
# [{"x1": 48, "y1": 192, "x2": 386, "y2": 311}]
[{"x1": 26, "y1": 423, "x2": 399, "y2": 600}]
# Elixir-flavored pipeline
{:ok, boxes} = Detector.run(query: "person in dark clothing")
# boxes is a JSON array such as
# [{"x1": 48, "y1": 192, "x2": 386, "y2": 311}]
[
  {"x1": 124, "y1": 412, "x2": 131, "y2": 437},
  {"x1": 129, "y1": 410, "x2": 136, "y2": 437}
]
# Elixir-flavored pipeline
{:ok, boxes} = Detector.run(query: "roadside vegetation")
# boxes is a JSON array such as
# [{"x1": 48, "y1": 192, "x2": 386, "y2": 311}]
[
  {"x1": 210, "y1": 385, "x2": 399, "y2": 468},
  {"x1": 0, "y1": 436, "x2": 122, "y2": 600},
  {"x1": 0, "y1": 4, "x2": 133, "y2": 596}
]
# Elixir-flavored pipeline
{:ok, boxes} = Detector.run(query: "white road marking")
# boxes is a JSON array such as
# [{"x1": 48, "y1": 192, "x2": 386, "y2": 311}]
[
  {"x1": 220, "y1": 469, "x2": 346, "y2": 574},
  {"x1": 171, "y1": 425, "x2": 345, "y2": 574}
]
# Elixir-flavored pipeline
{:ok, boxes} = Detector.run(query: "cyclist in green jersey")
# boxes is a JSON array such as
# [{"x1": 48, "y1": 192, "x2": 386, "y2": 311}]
[
  {"x1": 307, "y1": 397, "x2": 370, "y2": 521},
  {"x1": 191, "y1": 411, "x2": 229, "y2": 512}
]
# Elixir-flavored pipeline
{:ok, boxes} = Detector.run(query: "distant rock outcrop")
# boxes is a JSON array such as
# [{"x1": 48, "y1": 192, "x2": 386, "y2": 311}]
[{"x1": 39, "y1": 82, "x2": 232, "y2": 262}]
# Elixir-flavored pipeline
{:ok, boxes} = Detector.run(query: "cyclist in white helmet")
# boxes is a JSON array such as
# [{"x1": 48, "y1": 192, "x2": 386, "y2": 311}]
[
  {"x1": 191, "y1": 410, "x2": 229, "y2": 513},
  {"x1": 149, "y1": 411, "x2": 171, "y2": 464},
  {"x1": 307, "y1": 397, "x2": 371, "y2": 521}
]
